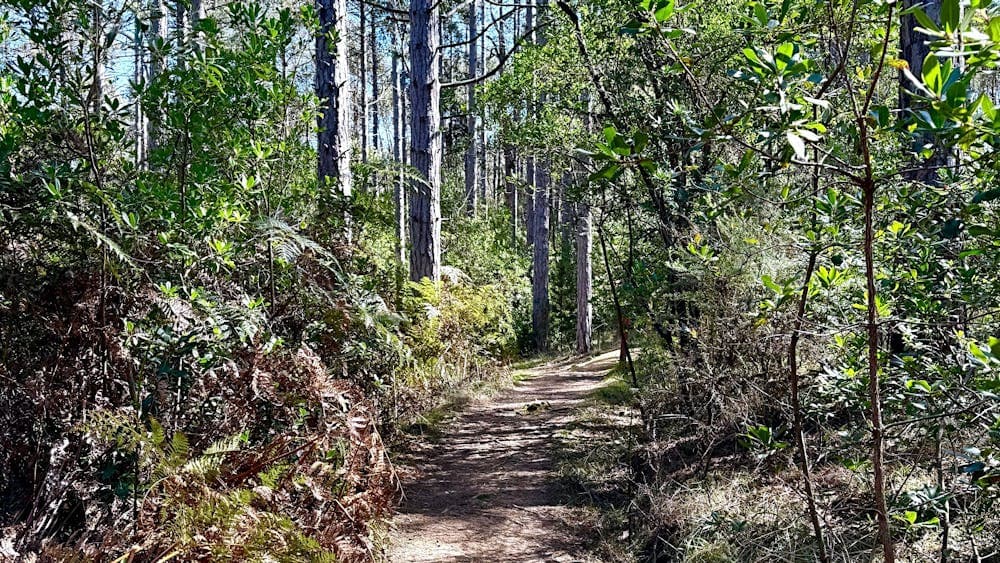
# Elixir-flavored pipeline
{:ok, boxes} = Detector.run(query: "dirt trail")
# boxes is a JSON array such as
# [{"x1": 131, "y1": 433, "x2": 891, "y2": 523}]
[{"x1": 387, "y1": 351, "x2": 619, "y2": 563}]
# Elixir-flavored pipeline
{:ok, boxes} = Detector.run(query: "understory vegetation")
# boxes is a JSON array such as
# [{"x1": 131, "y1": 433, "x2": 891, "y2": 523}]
[
  {"x1": 5, "y1": 0, "x2": 1000, "y2": 560},
  {"x1": 0, "y1": 4, "x2": 540, "y2": 559}
]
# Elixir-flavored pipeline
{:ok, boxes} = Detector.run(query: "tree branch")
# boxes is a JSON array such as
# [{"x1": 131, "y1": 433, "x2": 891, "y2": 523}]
[{"x1": 440, "y1": 20, "x2": 547, "y2": 88}]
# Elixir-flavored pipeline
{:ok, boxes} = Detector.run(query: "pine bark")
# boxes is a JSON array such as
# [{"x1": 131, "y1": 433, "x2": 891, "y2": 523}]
[
  {"x1": 576, "y1": 201, "x2": 593, "y2": 353},
  {"x1": 392, "y1": 21, "x2": 406, "y2": 268},
  {"x1": 145, "y1": 0, "x2": 167, "y2": 160},
  {"x1": 531, "y1": 0, "x2": 551, "y2": 351},
  {"x1": 316, "y1": 0, "x2": 353, "y2": 204},
  {"x1": 191, "y1": 0, "x2": 205, "y2": 32},
  {"x1": 478, "y1": 0, "x2": 488, "y2": 204},
  {"x1": 134, "y1": 7, "x2": 146, "y2": 167},
  {"x1": 370, "y1": 10, "x2": 380, "y2": 156},
  {"x1": 901, "y1": 0, "x2": 945, "y2": 182},
  {"x1": 408, "y1": 0, "x2": 442, "y2": 282},
  {"x1": 532, "y1": 161, "x2": 550, "y2": 351},
  {"x1": 523, "y1": 2, "x2": 535, "y2": 246},
  {"x1": 504, "y1": 144, "x2": 518, "y2": 244},
  {"x1": 464, "y1": 0, "x2": 480, "y2": 214},
  {"x1": 360, "y1": 0, "x2": 368, "y2": 163}
]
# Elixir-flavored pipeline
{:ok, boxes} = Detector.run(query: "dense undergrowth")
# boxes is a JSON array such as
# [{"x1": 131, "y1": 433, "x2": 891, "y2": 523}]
[
  {"x1": 0, "y1": 5, "x2": 536, "y2": 560},
  {"x1": 8, "y1": 0, "x2": 1000, "y2": 559}
]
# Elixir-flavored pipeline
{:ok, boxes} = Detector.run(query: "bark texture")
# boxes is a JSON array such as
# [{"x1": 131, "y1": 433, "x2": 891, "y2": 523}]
[
  {"x1": 464, "y1": 0, "x2": 480, "y2": 214},
  {"x1": 392, "y1": 21, "x2": 406, "y2": 268},
  {"x1": 370, "y1": 7, "x2": 380, "y2": 156},
  {"x1": 900, "y1": 0, "x2": 945, "y2": 182},
  {"x1": 145, "y1": 0, "x2": 167, "y2": 160},
  {"x1": 531, "y1": 162, "x2": 550, "y2": 351},
  {"x1": 575, "y1": 201, "x2": 592, "y2": 353},
  {"x1": 504, "y1": 144, "x2": 518, "y2": 244},
  {"x1": 316, "y1": 0, "x2": 353, "y2": 202},
  {"x1": 408, "y1": 0, "x2": 442, "y2": 282}
]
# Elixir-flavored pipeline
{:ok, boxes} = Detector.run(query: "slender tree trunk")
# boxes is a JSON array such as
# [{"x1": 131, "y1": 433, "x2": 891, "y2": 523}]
[
  {"x1": 531, "y1": 0, "x2": 552, "y2": 351},
  {"x1": 392, "y1": 21, "x2": 405, "y2": 268},
  {"x1": 370, "y1": 9, "x2": 380, "y2": 157},
  {"x1": 862, "y1": 171, "x2": 892, "y2": 563},
  {"x1": 191, "y1": 0, "x2": 205, "y2": 25},
  {"x1": 408, "y1": 0, "x2": 442, "y2": 281},
  {"x1": 790, "y1": 247, "x2": 830, "y2": 563},
  {"x1": 174, "y1": 0, "x2": 187, "y2": 55},
  {"x1": 134, "y1": 7, "x2": 146, "y2": 167},
  {"x1": 598, "y1": 221, "x2": 636, "y2": 386},
  {"x1": 525, "y1": 158, "x2": 535, "y2": 246},
  {"x1": 464, "y1": 0, "x2": 479, "y2": 214},
  {"x1": 523, "y1": 1, "x2": 535, "y2": 247},
  {"x1": 901, "y1": 0, "x2": 945, "y2": 182},
  {"x1": 576, "y1": 200, "x2": 592, "y2": 353},
  {"x1": 190, "y1": 0, "x2": 205, "y2": 41},
  {"x1": 146, "y1": 0, "x2": 166, "y2": 160},
  {"x1": 316, "y1": 0, "x2": 353, "y2": 225},
  {"x1": 532, "y1": 159, "x2": 551, "y2": 351},
  {"x1": 504, "y1": 144, "x2": 517, "y2": 244},
  {"x1": 478, "y1": 0, "x2": 488, "y2": 204},
  {"x1": 360, "y1": 0, "x2": 368, "y2": 163}
]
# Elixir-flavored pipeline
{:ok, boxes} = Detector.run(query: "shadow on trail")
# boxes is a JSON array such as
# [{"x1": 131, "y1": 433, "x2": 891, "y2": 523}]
[{"x1": 388, "y1": 352, "x2": 619, "y2": 562}]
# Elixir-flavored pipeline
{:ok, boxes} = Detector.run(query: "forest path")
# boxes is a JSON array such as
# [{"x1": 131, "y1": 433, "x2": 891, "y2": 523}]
[{"x1": 386, "y1": 351, "x2": 619, "y2": 562}]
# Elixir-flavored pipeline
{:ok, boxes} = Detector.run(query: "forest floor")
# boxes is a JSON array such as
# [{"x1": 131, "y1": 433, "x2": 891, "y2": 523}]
[{"x1": 386, "y1": 350, "x2": 622, "y2": 562}]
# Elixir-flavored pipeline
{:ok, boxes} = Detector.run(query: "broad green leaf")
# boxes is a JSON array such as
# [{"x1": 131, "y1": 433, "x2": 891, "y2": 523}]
[
  {"x1": 912, "y1": 8, "x2": 941, "y2": 33},
  {"x1": 654, "y1": 0, "x2": 675, "y2": 22},
  {"x1": 942, "y1": 0, "x2": 959, "y2": 32},
  {"x1": 923, "y1": 54, "x2": 942, "y2": 94}
]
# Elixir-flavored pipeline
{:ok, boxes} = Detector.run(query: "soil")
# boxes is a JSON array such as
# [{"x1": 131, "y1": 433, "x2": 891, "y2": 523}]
[{"x1": 386, "y1": 351, "x2": 620, "y2": 562}]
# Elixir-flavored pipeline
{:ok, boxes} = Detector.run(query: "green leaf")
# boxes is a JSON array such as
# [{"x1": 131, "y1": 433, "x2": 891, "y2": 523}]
[
  {"x1": 972, "y1": 188, "x2": 1000, "y2": 203},
  {"x1": 989, "y1": 16, "x2": 1000, "y2": 41},
  {"x1": 923, "y1": 54, "x2": 942, "y2": 94},
  {"x1": 941, "y1": 0, "x2": 959, "y2": 32},
  {"x1": 775, "y1": 42, "x2": 795, "y2": 72},
  {"x1": 753, "y1": 2, "x2": 768, "y2": 26},
  {"x1": 603, "y1": 125, "x2": 618, "y2": 145},
  {"x1": 590, "y1": 163, "x2": 621, "y2": 182},
  {"x1": 654, "y1": 0, "x2": 675, "y2": 22},
  {"x1": 743, "y1": 47, "x2": 763, "y2": 67},
  {"x1": 633, "y1": 131, "x2": 649, "y2": 152},
  {"x1": 912, "y1": 8, "x2": 941, "y2": 33}
]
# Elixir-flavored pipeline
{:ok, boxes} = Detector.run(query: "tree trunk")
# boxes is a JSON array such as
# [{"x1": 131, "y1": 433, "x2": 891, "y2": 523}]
[
  {"x1": 531, "y1": 0, "x2": 551, "y2": 352},
  {"x1": 174, "y1": 0, "x2": 188, "y2": 55},
  {"x1": 370, "y1": 9, "x2": 380, "y2": 157},
  {"x1": 359, "y1": 0, "x2": 368, "y2": 163},
  {"x1": 532, "y1": 160, "x2": 550, "y2": 351},
  {"x1": 525, "y1": 158, "x2": 535, "y2": 246},
  {"x1": 504, "y1": 144, "x2": 517, "y2": 244},
  {"x1": 191, "y1": 0, "x2": 205, "y2": 34},
  {"x1": 478, "y1": 0, "x2": 488, "y2": 205},
  {"x1": 901, "y1": 0, "x2": 945, "y2": 182},
  {"x1": 464, "y1": 0, "x2": 479, "y2": 214},
  {"x1": 392, "y1": 20, "x2": 405, "y2": 268},
  {"x1": 408, "y1": 0, "x2": 442, "y2": 282},
  {"x1": 145, "y1": 0, "x2": 166, "y2": 160},
  {"x1": 575, "y1": 200, "x2": 593, "y2": 353},
  {"x1": 523, "y1": 2, "x2": 536, "y2": 247},
  {"x1": 134, "y1": 6, "x2": 146, "y2": 167},
  {"x1": 316, "y1": 0, "x2": 353, "y2": 215}
]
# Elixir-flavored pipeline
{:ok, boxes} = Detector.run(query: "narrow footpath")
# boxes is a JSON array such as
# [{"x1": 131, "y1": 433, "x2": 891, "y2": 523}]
[{"x1": 387, "y1": 351, "x2": 620, "y2": 562}]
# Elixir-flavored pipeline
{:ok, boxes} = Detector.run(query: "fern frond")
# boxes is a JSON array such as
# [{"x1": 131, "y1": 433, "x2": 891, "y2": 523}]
[{"x1": 65, "y1": 210, "x2": 138, "y2": 270}]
